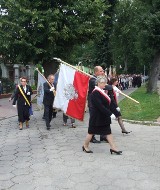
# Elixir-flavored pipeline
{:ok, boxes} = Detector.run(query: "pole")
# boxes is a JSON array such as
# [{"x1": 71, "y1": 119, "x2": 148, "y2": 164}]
[
  {"x1": 35, "y1": 68, "x2": 56, "y2": 96},
  {"x1": 54, "y1": 58, "x2": 140, "y2": 104},
  {"x1": 119, "y1": 91, "x2": 140, "y2": 104},
  {"x1": 53, "y1": 58, "x2": 92, "y2": 78}
]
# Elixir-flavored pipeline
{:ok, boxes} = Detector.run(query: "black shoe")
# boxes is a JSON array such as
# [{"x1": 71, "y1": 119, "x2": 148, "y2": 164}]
[
  {"x1": 110, "y1": 149, "x2": 122, "y2": 155},
  {"x1": 122, "y1": 131, "x2": 132, "y2": 134},
  {"x1": 46, "y1": 124, "x2": 51, "y2": 130},
  {"x1": 90, "y1": 137, "x2": 101, "y2": 143},
  {"x1": 82, "y1": 146, "x2": 93, "y2": 153}
]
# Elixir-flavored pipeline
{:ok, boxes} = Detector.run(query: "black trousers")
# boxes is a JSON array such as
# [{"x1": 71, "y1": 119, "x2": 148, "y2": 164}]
[
  {"x1": 63, "y1": 113, "x2": 75, "y2": 124},
  {"x1": 44, "y1": 104, "x2": 53, "y2": 128}
]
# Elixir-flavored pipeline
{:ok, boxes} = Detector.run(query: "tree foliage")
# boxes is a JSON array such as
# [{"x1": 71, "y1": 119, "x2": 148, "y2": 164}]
[
  {"x1": 104, "y1": 0, "x2": 160, "y2": 92},
  {"x1": 0, "y1": 0, "x2": 107, "y2": 68}
]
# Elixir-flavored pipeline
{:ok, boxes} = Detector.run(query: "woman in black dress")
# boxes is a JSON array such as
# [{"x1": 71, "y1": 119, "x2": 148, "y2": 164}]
[
  {"x1": 82, "y1": 76, "x2": 122, "y2": 155},
  {"x1": 109, "y1": 77, "x2": 131, "y2": 134},
  {"x1": 12, "y1": 77, "x2": 33, "y2": 130}
]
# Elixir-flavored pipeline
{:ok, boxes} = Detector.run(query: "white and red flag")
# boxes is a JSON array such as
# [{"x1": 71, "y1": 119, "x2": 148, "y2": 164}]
[
  {"x1": 37, "y1": 72, "x2": 46, "y2": 109},
  {"x1": 53, "y1": 64, "x2": 90, "y2": 121}
]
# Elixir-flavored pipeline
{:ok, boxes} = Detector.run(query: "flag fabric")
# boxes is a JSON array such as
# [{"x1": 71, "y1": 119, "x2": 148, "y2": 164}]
[
  {"x1": 37, "y1": 72, "x2": 46, "y2": 109},
  {"x1": 53, "y1": 64, "x2": 90, "y2": 121}
]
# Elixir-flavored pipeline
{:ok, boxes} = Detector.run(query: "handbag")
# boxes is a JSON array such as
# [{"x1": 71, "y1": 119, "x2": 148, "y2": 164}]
[{"x1": 29, "y1": 104, "x2": 33, "y2": 115}]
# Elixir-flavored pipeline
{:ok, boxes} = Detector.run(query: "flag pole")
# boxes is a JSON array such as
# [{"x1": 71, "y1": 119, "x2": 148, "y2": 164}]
[
  {"x1": 53, "y1": 58, "x2": 140, "y2": 104},
  {"x1": 119, "y1": 91, "x2": 140, "y2": 104},
  {"x1": 53, "y1": 58, "x2": 92, "y2": 78},
  {"x1": 31, "y1": 94, "x2": 38, "y2": 103},
  {"x1": 35, "y1": 68, "x2": 56, "y2": 96}
]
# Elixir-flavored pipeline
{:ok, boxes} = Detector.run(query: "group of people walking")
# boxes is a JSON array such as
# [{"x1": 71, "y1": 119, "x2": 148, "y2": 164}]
[
  {"x1": 82, "y1": 66, "x2": 132, "y2": 155},
  {"x1": 11, "y1": 66, "x2": 132, "y2": 155}
]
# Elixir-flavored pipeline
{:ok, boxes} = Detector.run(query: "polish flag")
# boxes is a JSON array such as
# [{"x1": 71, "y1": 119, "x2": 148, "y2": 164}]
[
  {"x1": 53, "y1": 64, "x2": 90, "y2": 121},
  {"x1": 37, "y1": 72, "x2": 46, "y2": 109}
]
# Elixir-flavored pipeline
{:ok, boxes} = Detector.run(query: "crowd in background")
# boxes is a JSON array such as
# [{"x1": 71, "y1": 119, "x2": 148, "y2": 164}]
[{"x1": 113, "y1": 74, "x2": 148, "y2": 91}]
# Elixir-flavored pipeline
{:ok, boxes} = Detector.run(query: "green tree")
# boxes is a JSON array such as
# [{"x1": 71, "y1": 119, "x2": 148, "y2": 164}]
[
  {"x1": 95, "y1": 0, "x2": 117, "y2": 68},
  {"x1": 0, "y1": 0, "x2": 107, "y2": 76},
  {"x1": 135, "y1": 0, "x2": 160, "y2": 92},
  {"x1": 109, "y1": 0, "x2": 141, "y2": 73},
  {"x1": 108, "y1": 0, "x2": 160, "y2": 92}
]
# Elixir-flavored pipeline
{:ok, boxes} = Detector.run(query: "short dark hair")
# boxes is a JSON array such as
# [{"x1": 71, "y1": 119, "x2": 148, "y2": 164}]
[
  {"x1": 21, "y1": 77, "x2": 27, "y2": 82},
  {"x1": 109, "y1": 77, "x2": 118, "y2": 85}
]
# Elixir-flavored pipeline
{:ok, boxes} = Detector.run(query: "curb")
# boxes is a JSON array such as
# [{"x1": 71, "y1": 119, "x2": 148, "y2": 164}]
[{"x1": 123, "y1": 119, "x2": 160, "y2": 126}]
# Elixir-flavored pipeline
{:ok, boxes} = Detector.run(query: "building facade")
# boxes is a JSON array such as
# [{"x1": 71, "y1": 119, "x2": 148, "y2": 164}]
[{"x1": 0, "y1": 59, "x2": 35, "y2": 85}]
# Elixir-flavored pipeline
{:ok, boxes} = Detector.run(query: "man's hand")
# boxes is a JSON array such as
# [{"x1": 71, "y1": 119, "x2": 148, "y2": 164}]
[
  {"x1": 50, "y1": 87, "x2": 55, "y2": 91},
  {"x1": 110, "y1": 114, "x2": 116, "y2": 120}
]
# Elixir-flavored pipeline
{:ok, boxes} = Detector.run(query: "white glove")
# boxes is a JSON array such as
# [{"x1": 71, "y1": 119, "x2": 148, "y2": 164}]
[
  {"x1": 116, "y1": 107, "x2": 120, "y2": 112},
  {"x1": 13, "y1": 105, "x2": 16, "y2": 108},
  {"x1": 27, "y1": 92, "x2": 30, "y2": 95},
  {"x1": 110, "y1": 114, "x2": 116, "y2": 120},
  {"x1": 50, "y1": 87, "x2": 55, "y2": 91}
]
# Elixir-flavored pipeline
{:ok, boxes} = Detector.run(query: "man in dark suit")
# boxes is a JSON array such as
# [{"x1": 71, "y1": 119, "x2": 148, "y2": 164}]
[{"x1": 43, "y1": 74, "x2": 55, "y2": 130}]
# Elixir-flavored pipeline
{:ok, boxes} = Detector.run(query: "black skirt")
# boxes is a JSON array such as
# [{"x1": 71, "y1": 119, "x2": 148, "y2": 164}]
[
  {"x1": 17, "y1": 104, "x2": 30, "y2": 123},
  {"x1": 113, "y1": 109, "x2": 122, "y2": 118},
  {"x1": 88, "y1": 124, "x2": 111, "y2": 135}
]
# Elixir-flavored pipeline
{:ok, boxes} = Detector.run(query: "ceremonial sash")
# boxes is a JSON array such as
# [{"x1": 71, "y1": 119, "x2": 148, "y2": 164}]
[
  {"x1": 93, "y1": 86, "x2": 111, "y2": 104},
  {"x1": 18, "y1": 85, "x2": 30, "y2": 106}
]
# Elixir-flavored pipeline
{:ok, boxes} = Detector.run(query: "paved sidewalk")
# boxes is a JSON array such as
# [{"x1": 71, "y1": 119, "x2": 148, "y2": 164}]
[{"x1": 0, "y1": 87, "x2": 160, "y2": 190}]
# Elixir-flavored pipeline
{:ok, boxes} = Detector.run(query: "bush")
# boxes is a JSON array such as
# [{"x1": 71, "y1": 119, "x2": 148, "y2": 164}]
[
  {"x1": 0, "y1": 77, "x2": 14, "y2": 93},
  {"x1": 31, "y1": 85, "x2": 37, "y2": 90}
]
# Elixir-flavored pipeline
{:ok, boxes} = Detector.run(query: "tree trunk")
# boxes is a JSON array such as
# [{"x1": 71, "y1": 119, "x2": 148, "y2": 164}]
[
  {"x1": 124, "y1": 56, "x2": 128, "y2": 73},
  {"x1": 147, "y1": 51, "x2": 160, "y2": 93}
]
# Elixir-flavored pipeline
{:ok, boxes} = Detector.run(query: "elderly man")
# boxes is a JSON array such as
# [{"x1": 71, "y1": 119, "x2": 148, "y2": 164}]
[{"x1": 43, "y1": 74, "x2": 55, "y2": 130}]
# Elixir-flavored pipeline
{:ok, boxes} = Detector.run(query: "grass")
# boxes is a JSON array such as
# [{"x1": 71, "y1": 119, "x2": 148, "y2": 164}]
[{"x1": 119, "y1": 85, "x2": 160, "y2": 121}]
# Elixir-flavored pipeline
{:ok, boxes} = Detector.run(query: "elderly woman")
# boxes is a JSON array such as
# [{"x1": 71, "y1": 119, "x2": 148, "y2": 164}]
[
  {"x1": 12, "y1": 77, "x2": 33, "y2": 130},
  {"x1": 82, "y1": 76, "x2": 122, "y2": 155}
]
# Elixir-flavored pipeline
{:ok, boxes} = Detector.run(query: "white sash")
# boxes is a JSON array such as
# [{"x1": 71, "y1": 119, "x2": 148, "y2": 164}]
[{"x1": 93, "y1": 86, "x2": 111, "y2": 104}]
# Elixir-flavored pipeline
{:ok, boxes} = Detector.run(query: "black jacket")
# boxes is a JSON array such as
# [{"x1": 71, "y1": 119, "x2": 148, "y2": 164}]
[
  {"x1": 43, "y1": 82, "x2": 55, "y2": 106},
  {"x1": 12, "y1": 85, "x2": 33, "y2": 106},
  {"x1": 104, "y1": 85, "x2": 118, "y2": 111},
  {"x1": 89, "y1": 90, "x2": 112, "y2": 126},
  {"x1": 88, "y1": 76, "x2": 96, "y2": 108}
]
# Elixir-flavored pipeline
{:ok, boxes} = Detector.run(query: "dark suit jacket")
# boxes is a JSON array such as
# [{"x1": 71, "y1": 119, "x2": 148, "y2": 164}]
[
  {"x1": 89, "y1": 90, "x2": 112, "y2": 127},
  {"x1": 43, "y1": 82, "x2": 55, "y2": 106},
  {"x1": 88, "y1": 76, "x2": 96, "y2": 108},
  {"x1": 12, "y1": 85, "x2": 33, "y2": 106},
  {"x1": 104, "y1": 85, "x2": 118, "y2": 111}
]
